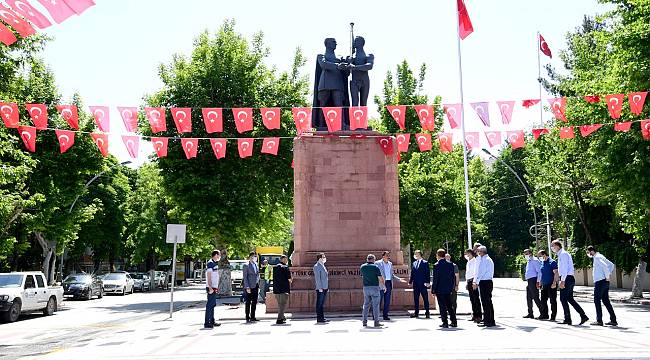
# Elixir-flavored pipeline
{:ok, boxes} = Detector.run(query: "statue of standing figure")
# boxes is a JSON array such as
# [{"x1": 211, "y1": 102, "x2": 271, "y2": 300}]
[{"x1": 349, "y1": 36, "x2": 374, "y2": 107}]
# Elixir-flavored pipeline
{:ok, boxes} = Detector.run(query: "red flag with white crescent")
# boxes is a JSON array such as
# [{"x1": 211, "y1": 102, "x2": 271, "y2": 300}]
[
  {"x1": 26, "y1": 104, "x2": 48, "y2": 129},
  {"x1": 0, "y1": 6, "x2": 36, "y2": 37},
  {"x1": 55, "y1": 129, "x2": 74, "y2": 153},
  {"x1": 539, "y1": 34, "x2": 552, "y2": 58},
  {"x1": 457, "y1": 0, "x2": 474, "y2": 40},
  {"x1": 151, "y1": 137, "x2": 168, "y2": 158},
  {"x1": 62, "y1": 0, "x2": 95, "y2": 14},
  {"x1": 375, "y1": 136, "x2": 394, "y2": 156},
  {"x1": 171, "y1": 107, "x2": 192, "y2": 133},
  {"x1": 443, "y1": 104, "x2": 461, "y2": 129},
  {"x1": 522, "y1": 99, "x2": 540, "y2": 108},
  {"x1": 349, "y1": 106, "x2": 368, "y2": 130},
  {"x1": 0, "y1": 22, "x2": 17, "y2": 45},
  {"x1": 36, "y1": 0, "x2": 75, "y2": 23},
  {"x1": 386, "y1": 105, "x2": 406, "y2": 130},
  {"x1": 261, "y1": 137, "x2": 280, "y2": 155},
  {"x1": 322, "y1": 107, "x2": 342, "y2": 132},
  {"x1": 90, "y1": 133, "x2": 108, "y2": 157},
  {"x1": 484, "y1": 131, "x2": 501, "y2": 147},
  {"x1": 464, "y1": 132, "x2": 480, "y2": 150},
  {"x1": 438, "y1": 133, "x2": 453, "y2": 153},
  {"x1": 628, "y1": 91, "x2": 647, "y2": 116},
  {"x1": 415, "y1": 133, "x2": 432, "y2": 152},
  {"x1": 614, "y1": 122, "x2": 632, "y2": 132},
  {"x1": 605, "y1": 94, "x2": 625, "y2": 119},
  {"x1": 471, "y1": 102, "x2": 490, "y2": 127},
  {"x1": 532, "y1": 128, "x2": 550, "y2": 140},
  {"x1": 506, "y1": 130, "x2": 525, "y2": 149},
  {"x1": 414, "y1": 105, "x2": 435, "y2": 131},
  {"x1": 584, "y1": 95, "x2": 600, "y2": 103},
  {"x1": 0, "y1": 102, "x2": 19, "y2": 128},
  {"x1": 238, "y1": 138, "x2": 254, "y2": 158},
  {"x1": 548, "y1": 98, "x2": 567, "y2": 122},
  {"x1": 260, "y1": 107, "x2": 281, "y2": 130},
  {"x1": 210, "y1": 138, "x2": 227, "y2": 159},
  {"x1": 559, "y1": 126, "x2": 574, "y2": 139},
  {"x1": 641, "y1": 120, "x2": 650, "y2": 139},
  {"x1": 579, "y1": 124, "x2": 603, "y2": 137},
  {"x1": 18, "y1": 125, "x2": 36, "y2": 152},
  {"x1": 121, "y1": 135, "x2": 139, "y2": 158},
  {"x1": 118, "y1": 106, "x2": 138, "y2": 132},
  {"x1": 496, "y1": 101, "x2": 515, "y2": 125},
  {"x1": 6, "y1": 0, "x2": 52, "y2": 29},
  {"x1": 145, "y1": 107, "x2": 167, "y2": 133},
  {"x1": 232, "y1": 108, "x2": 253, "y2": 133},
  {"x1": 88, "y1": 106, "x2": 109, "y2": 132},
  {"x1": 292, "y1": 107, "x2": 312, "y2": 134},
  {"x1": 56, "y1": 105, "x2": 79, "y2": 129},
  {"x1": 202, "y1": 108, "x2": 223, "y2": 133},
  {"x1": 396, "y1": 133, "x2": 410, "y2": 153},
  {"x1": 181, "y1": 138, "x2": 198, "y2": 159}
]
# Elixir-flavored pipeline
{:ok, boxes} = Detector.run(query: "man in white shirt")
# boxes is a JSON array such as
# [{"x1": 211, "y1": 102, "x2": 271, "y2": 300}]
[
  {"x1": 375, "y1": 251, "x2": 406, "y2": 321},
  {"x1": 204, "y1": 250, "x2": 221, "y2": 329},
  {"x1": 552, "y1": 240, "x2": 589, "y2": 326},
  {"x1": 472, "y1": 245, "x2": 495, "y2": 327},
  {"x1": 586, "y1": 245, "x2": 617, "y2": 326},
  {"x1": 464, "y1": 248, "x2": 482, "y2": 322}
]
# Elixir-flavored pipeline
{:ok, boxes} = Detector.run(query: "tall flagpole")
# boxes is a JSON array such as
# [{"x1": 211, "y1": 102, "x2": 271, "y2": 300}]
[
  {"x1": 455, "y1": 0, "x2": 473, "y2": 251},
  {"x1": 537, "y1": 30, "x2": 553, "y2": 255}
]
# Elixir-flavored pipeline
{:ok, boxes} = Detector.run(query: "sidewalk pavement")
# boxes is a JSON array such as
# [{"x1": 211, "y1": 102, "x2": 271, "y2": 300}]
[{"x1": 493, "y1": 277, "x2": 650, "y2": 305}]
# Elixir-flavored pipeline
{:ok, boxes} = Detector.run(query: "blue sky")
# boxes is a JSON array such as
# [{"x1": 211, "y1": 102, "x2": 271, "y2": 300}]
[{"x1": 34, "y1": 0, "x2": 611, "y2": 163}]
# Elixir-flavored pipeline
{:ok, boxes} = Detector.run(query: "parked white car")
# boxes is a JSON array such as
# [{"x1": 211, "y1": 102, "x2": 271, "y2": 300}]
[
  {"x1": 0, "y1": 272, "x2": 64, "y2": 323},
  {"x1": 101, "y1": 272, "x2": 135, "y2": 295},
  {"x1": 229, "y1": 260, "x2": 247, "y2": 291}
]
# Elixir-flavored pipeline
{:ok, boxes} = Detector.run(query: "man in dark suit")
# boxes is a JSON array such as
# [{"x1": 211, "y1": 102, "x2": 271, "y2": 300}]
[
  {"x1": 408, "y1": 250, "x2": 430, "y2": 318},
  {"x1": 242, "y1": 251, "x2": 260, "y2": 323},
  {"x1": 432, "y1": 249, "x2": 457, "y2": 328}
]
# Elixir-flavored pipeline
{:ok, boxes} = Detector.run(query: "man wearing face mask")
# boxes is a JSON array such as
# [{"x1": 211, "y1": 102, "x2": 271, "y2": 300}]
[
  {"x1": 586, "y1": 245, "x2": 617, "y2": 326},
  {"x1": 408, "y1": 250, "x2": 431, "y2": 319},
  {"x1": 204, "y1": 250, "x2": 221, "y2": 329},
  {"x1": 537, "y1": 250, "x2": 558, "y2": 321},
  {"x1": 473, "y1": 245, "x2": 495, "y2": 327},
  {"x1": 522, "y1": 249, "x2": 543, "y2": 319},
  {"x1": 242, "y1": 251, "x2": 260, "y2": 323},
  {"x1": 552, "y1": 240, "x2": 589, "y2": 326},
  {"x1": 464, "y1": 249, "x2": 482, "y2": 323},
  {"x1": 314, "y1": 253, "x2": 329, "y2": 323}
]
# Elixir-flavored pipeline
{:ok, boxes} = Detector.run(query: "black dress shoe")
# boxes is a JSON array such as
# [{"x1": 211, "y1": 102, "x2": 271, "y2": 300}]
[
  {"x1": 383, "y1": 316, "x2": 391, "y2": 321},
  {"x1": 523, "y1": 314, "x2": 534, "y2": 319},
  {"x1": 450, "y1": 322, "x2": 457, "y2": 328},
  {"x1": 439, "y1": 324, "x2": 449, "y2": 328},
  {"x1": 559, "y1": 320, "x2": 572, "y2": 325},
  {"x1": 250, "y1": 318, "x2": 259, "y2": 322},
  {"x1": 605, "y1": 321, "x2": 618, "y2": 326},
  {"x1": 410, "y1": 314, "x2": 419, "y2": 318},
  {"x1": 579, "y1": 316, "x2": 589, "y2": 325},
  {"x1": 425, "y1": 313, "x2": 431, "y2": 319},
  {"x1": 204, "y1": 324, "x2": 214, "y2": 329},
  {"x1": 536, "y1": 315, "x2": 549, "y2": 320},
  {"x1": 212, "y1": 322, "x2": 221, "y2": 327}
]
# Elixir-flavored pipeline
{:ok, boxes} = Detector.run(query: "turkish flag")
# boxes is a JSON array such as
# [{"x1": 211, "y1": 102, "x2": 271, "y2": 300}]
[
  {"x1": 628, "y1": 91, "x2": 647, "y2": 116},
  {"x1": 0, "y1": 22, "x2": 17, "y2": 45},
  {"x1": 181, "y1": 138, "x2": 198, "y2": 159},
  {"x1": 396, "y1": 133, "x2": 410, "y2": 153},
  {"x1": 471, "y1": 102, "x2": 490, "y2": 127},
  {"x1": 90, "y1": 133, "x2": 108, "y2": 157},
  {"x1": 171, "y1": 107, "x2": 192, "y2": 133},
  {"x1": 438, "y1": 133, "x2": 453, "y2": 153},
  {"x1": 210, "y1": 138, "x2": 227, "y2": 159},
  {"x1": 539, "y1": 34, "x2": 552, "y2": 58},
  {"x1": 414, "y1": 105, "x2": 435, "y2": 131},
  {"x1": 464, "y1": 132, "x2": 480, "y2": 150},
  {"x1": 26, "y1": 104, "x2": 48, "y2": 129},
  {"x1": 0, "y1": 6, "x2": 36, "y2": 37},
  {"x1": 56, "y1": 105, "x2": 79, "y2": 129},
  {"x1": 292, "y1": 107, "x2": 312, "y2": 134},
  {"x1": 261, "y1": 137, "x2": 280, "y2": 155},
  {"x1": 0, "y1": 102, "x2": 20, "y2": 128},
  {"x1": 579, "y1": 124, "x2": 603, "y2": 137},
  {"x1": 89, "y1": 106, "x2": 109, "y2": 132},
  {"x1": 18, "y1": 125, "x2": 36, "y2": 152},
  {"x1": 559, "y1": 126, "x2": 574, "y2": 139},
  {"x1": 260, "y1": 107, "x2": 281, "y2": 130},
  {"x1": 322, "y1": 107, "x2": 342, "y2": 132},
  {"x1": 62, "y1": 0, "x2": 95, "y2": 14},
  {"x1": 548, "y1": 98, "x2": 567, "y2": 122},
  {"x1": 121, "y1": 135, "x2": 139, "y2": 158},
  {"x1": 349, "y1": 106, "x2": 368, "y2": 130},
  {"x1": 151, "y1": 137, "x2": 168, "y2": 158},
  {"x1": 386, "y1": 105, "x2": 406, "y2": 130},
  {"x1": 484, "y1": 131, "x2": 501, "y2": 147},
  {"x1": 376, "y1": 136, "x2": 394, "y2": 156},
  {"x1": 55, "y1": 129, "x2": 74, "y2": 153},
  {"x1": 145, "y1": 107, "x2": 167, "y2": 133},
  {"x1": 415, "y1": 133, "x2": 432, "y2": 152},
  {"x1": 496, "y1": 101, "x2": 515, "y2": 125},
  {"x1": 238, "y1": 138, "x2": 254, "y2": 158},
  {"x1": 232, "y1": 108, "x2": 253, "y2": 133},
  {"x1": 507, "y1": 130, "x2": 525, "y2": 149},
  {"x1": 36, "y1": 0, "x2": 75, "y2": 23},
  {"x1": 614, "y1": 122, "x2": 632, "y2": 132},
  {"x1": 443, "y1": 104, "x2": 462, "y2": 129},
  {"x1": 6, "y1": 0, "x2": 52, "y2": 29},
  {"x1": 522, "y1": 99, "x2": 540, "y2": 108},
  {"x1": 605, "y1": 94, "x2": 625, "y2": 119},
  {"x1": 457, "y1": 0, "x2": 474, "y2": 40},
  {"x1": 118, "y1": 106, "x2": 139, "y2": 132},
  {"x1": 532, "y1": 128, "x2": 550, "y2": 140},
  {"x1": 202, "y1": 108, "x2": 223, "y2": 133},
  {"x1": 641, "y1": 120, "x2": 650, "y2": 139},
  {"x1": 584, "y1": 95, "x2": 600, "y2": 103}
]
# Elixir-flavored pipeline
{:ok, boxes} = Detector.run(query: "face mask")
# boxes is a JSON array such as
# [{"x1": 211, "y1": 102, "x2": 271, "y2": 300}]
[
  {"x1": 215, "y1": 256, "x2": 221, "y2": 262},
  {"x1": 525, "y1": 255, "x2": 531, "y2": 261},
  {"x1": 587, "y1": 254, "x2": 593, "y2": 258},
  {"x1": 251, "y1": 257, "x2": 258, "y2": 263},
  {"x1": 538, "y1": 257, "x2": 545, "y2": 262},
  {"x1": 464, "y1": 255, "x2": 470, "y2": 261},
  {"x1": 320, "y1": 258, "x2": 327, "y2": 264}
]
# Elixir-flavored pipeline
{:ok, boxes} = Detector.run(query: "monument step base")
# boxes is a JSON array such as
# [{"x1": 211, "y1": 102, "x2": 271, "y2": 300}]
[{"x1": 265, "y1": 289, "x2": 437, "y2": 313}]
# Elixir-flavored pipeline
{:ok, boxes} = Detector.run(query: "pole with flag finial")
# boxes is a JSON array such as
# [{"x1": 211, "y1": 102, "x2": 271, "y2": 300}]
[{"x1": 537, "y1": 31, "x2": 553, "y2": 255}]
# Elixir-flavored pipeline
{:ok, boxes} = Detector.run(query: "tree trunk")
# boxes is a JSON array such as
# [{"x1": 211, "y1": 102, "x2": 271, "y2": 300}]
[
  {"x1": 35, "y1": 232, "x2": 56, "y2": 285},
  {"x1": 571, "y1": 188, "x2": 593, "y2": 245}
]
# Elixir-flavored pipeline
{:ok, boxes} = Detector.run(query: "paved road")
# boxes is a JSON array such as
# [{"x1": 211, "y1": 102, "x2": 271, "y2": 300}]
[{"x1": 1, "y1": 279, "x2": 649, "y2": 359}]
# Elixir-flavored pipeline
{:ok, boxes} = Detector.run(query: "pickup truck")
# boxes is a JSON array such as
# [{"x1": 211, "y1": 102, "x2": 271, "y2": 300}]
[{"x1": 0, "y1": 272, "x2": 64, "y2": 323}]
